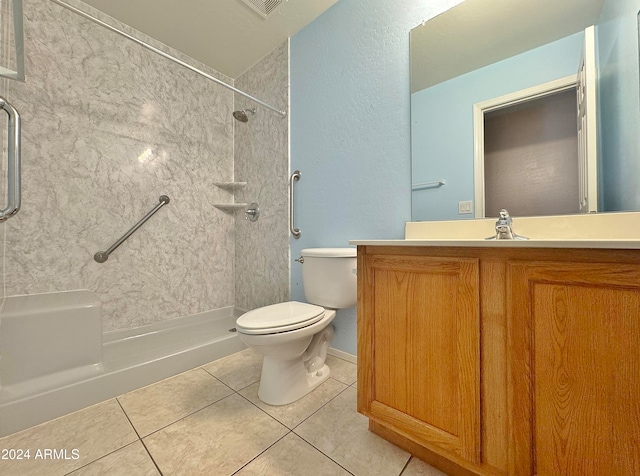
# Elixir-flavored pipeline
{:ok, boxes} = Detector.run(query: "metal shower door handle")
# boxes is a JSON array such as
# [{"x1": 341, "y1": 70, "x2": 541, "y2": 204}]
[
  {"x1": 289, "y1": 170, "x2": 301, "y2": 239},
  {"x1": 0, "y1": 96, "x2": 21, "y2": 222}
]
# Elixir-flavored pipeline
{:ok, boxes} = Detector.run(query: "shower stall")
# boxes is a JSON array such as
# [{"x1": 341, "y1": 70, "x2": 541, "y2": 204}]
[{"x1": 0, "y1": 0, "x2": 289, "y2": 437}]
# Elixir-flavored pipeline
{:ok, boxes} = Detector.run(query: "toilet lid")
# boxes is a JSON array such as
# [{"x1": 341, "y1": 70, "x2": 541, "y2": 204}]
[{"x1": 236, "y1": 301, "x2": 325, "y2": 334}]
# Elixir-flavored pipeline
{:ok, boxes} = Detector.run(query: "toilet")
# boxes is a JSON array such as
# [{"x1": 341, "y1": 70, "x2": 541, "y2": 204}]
[{"x1": 235, "y1": 248, "x2": 357, "y2": 406}]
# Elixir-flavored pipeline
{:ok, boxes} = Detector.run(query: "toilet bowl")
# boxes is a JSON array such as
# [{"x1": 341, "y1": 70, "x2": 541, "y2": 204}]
[
  {"x1": 237, "y1": 301, "x2": 336, "y2": 405},
  {"x1": 235, "y1": 248, "x2": 356, "y2": 406}
]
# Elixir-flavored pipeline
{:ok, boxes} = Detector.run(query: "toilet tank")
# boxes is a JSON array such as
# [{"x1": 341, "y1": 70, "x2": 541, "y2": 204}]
[{"x1": 301, "y1": 248, "x2": 357, "y2": 308}]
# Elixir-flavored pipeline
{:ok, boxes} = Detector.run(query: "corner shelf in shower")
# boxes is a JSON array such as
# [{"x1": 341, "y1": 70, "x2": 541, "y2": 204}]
[
  {"x1": 213, "y1": 182, "x2": 247, "y2": 189},
  {"x1": 213, "y1": 203, "x2": 248, "y2": 210},
  {"x1": 213, "y1": 181, "x2": 248, "y2": 210}
]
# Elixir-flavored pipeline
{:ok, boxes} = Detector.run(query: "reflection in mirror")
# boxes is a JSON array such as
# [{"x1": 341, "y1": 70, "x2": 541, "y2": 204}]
[
  {"x1": 480, "y1": 84, "x2": 583, "y2": 217},
  {"x1": 410, "y1": 0, "x2": 640, "y2": 221}
]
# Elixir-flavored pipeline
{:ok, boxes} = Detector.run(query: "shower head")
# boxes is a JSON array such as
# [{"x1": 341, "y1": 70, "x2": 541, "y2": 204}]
[{"x1": 232, "y1": 108, "x2": 256, "y2": 123}]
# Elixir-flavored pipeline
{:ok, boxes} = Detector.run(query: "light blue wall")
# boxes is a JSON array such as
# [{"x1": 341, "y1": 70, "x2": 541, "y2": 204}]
[
  {"x1": 290, "y1": 0, "x2": 461, "y2": 355},
  {"x1": 598, "y1": 0, "x2": 640, "y2": 211},
  {"x1": 411, "y1": 32, "x2": 584, "y2": 221},
  {"x1": 289, "y1": 0, "x2": 640, "y2": 355}
]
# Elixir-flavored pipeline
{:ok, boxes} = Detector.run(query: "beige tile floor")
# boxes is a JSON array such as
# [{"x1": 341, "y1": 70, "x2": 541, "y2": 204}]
[{"x1": 0, "y1": 349, "x2": 448, "y2": 476}]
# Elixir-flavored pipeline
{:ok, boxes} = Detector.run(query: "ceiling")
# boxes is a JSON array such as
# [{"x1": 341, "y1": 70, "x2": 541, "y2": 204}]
[{"x1": 81, "y1": 0, "x2": 338, "y2": 79}]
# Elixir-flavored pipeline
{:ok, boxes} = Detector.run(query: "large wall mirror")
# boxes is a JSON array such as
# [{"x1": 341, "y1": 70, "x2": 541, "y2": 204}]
[{"x1": 410, "y1": 0, "x2": 640, "y2": 221}]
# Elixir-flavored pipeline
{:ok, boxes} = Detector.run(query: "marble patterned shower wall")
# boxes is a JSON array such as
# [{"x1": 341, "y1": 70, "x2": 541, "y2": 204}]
[
  {"x1": 2, "y1": 0, "x2": 239, "y2": 332},
  {"x1": 234, "y1": 42, "x2": 290, "y2": 311},
  {"x1": 0, "y1": 75, "x2": 7, "y2": 302}
]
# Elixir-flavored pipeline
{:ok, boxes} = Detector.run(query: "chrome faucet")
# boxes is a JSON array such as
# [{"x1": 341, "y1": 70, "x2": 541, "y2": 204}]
[{"x1": 486, "y1": 209, "x2": 529, "y2": 240}]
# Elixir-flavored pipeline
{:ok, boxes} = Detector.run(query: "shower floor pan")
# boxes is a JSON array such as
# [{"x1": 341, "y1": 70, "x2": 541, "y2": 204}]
[{"x1": 0, "y1": 296, "x2": 246, "y2": 438}]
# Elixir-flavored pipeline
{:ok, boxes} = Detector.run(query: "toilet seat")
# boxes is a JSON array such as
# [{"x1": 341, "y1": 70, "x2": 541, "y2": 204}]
[{"x1": 236, "y1": 301, "x2": 325, "y2": 335}]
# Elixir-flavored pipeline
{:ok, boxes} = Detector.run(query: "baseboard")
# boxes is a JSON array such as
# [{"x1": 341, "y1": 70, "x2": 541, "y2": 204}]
[{"x1": 328, "y1": 347, "x2": 357, "y2": 364}]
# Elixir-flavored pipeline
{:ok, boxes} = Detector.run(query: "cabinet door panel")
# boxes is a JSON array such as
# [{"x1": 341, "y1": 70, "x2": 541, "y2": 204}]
[
  {"x1": 362, "y1": 255, "x2": 481, "y2": 463},
  {"x1": 374, "y1": 268, "x2": 459, "y2": 430},
  {"x1": 509, "y1": 262, "x2": 640, "y2": 475}
]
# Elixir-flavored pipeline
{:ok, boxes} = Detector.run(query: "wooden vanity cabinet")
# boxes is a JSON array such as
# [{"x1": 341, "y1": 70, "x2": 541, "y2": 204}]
[
  {"x1": 509, "y1": 260, "x2": 640, "y2": 475},
  {"x1": 357, "y1": 245, "x2": 640, "y2": 476}
]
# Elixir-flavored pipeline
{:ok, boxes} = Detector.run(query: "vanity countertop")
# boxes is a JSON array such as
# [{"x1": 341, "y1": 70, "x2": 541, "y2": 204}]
[
  {"x1": 350, "y1": 211, "x2": 640, "y2": 249},
  {"x1": 349, "y1": 238, "x2": 640, "y2": 249}
]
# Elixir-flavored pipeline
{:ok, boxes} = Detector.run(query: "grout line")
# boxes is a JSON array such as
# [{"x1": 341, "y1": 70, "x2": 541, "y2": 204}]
[
  {"x1": 287, "y1": 385, "x2": 357, "y2": 474},
  {"x1": 228, "y1": 386, "x2": 357, "y2": 476},
  {"x1": 118, "y1": 365, "x2": 238, "y2": 440},
  {"x1": 62, "y1": 399, "x2": 146, "y2": 475},
  {"x1": 292, "y1": 430, "x2": 356, "y2": 476},
  {"x1": 199, "y1": 366, "x2": 238, "y2": 393},
  {"x1": 43, "y1": 351, "x2": 359, "y2": 475},
  {"x1": 229, "y1": 431, "x2": 292, "y2": 475},
  {"x1": 114, "y1": 397, "x2": 164, "y2": 475},
  {"x1": 200, "y1": 365, "x2": 259, "y2": 393},
  {"x1": 139, "y1": 438, "x2": 164, "y2": 476},
  {"x1": 199, "y1": 365, "x2": 297, "y2": 475},
  {"x1": 233, "y1": 376, "x2": 351, "y2": 432},
  {"x1": 229, "y1": 375, "x2": 355, "y2": 474},
  {"x1": 62, "y1": 440, "x2": 146, "y2": 476},
  {"x1": 133, "y1": 391, "x2": 237, "y2": 440},
  {"x1": 399, "y1": 456, "x2": 413, "y2": 475},
  {"x1": 289, "y1": 379, "x2": 351, "y2": 430},
  {"x1": 292, "y1": 433, "x2": 356, "y2": 475},
  {"x1": 115, "y1": 397, "x2": 142, "y2": 439},
  {"x1": 234, "y1": 388, "x2": 294, "y2": 428}
]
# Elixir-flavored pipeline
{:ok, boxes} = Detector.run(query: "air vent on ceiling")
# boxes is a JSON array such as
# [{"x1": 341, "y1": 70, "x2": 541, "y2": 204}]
[{"x1": 239, "y1": 0, "x2": 285, "y2": 18}]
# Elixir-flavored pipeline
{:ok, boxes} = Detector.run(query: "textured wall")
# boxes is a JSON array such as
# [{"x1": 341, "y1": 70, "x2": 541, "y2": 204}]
[
  {"x1": 290, "y1": 0, "x2": 461, "y2": 355},
  {"x1": 234, "y1": 42, "x2": 290, "y2": 311},
  {"x1": 3, "y1": 0, "x2": 238, "y2": 332}
]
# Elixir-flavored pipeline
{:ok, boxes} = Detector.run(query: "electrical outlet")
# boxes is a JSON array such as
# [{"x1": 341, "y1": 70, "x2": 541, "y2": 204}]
[{"x1": 458, "y1": 200, "x2": 473, "y2": 214}]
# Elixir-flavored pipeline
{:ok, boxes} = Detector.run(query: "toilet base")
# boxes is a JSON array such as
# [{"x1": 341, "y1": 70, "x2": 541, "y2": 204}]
[
  {"x1": 257, "y1": 324, "x2": 334, "y2": 406},
  {"x1": 258, "y1": 359, "x2": 331, "y2": 406}
]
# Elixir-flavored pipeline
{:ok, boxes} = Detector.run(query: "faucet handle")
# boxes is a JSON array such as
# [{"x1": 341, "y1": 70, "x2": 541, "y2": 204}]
[
  {"x1": 498, "y1": 209, "x2": 511, "y2": 223},
  {"x1": 244, "y1": 202, "x2": 260, "y2": 222},
  {"x1": 489, "y1": 209, "x2": 529, "y2": 240}
]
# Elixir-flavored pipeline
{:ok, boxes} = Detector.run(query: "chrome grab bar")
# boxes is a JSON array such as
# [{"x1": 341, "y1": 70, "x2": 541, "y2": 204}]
[
  {"x1": 94, "y1": 195, "x2": 170, "y2": 263},
  {"x1": 289, "y1": 170, "x2": 301, "y2": 239},
  {"x1": 0, "y1": 96, "x2": 21, "y2": 222}
]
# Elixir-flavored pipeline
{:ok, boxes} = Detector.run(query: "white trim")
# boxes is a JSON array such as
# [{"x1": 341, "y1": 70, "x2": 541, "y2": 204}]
[
  {"x1": 473, "y1": 75, "x2": 578, "y2": 218},
  {"x1": 579, "y1": 25, "x2": 599, "y2": 213},
  {"x1": 328, "y1": 347, "x2": 357, "y2": 364}
]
